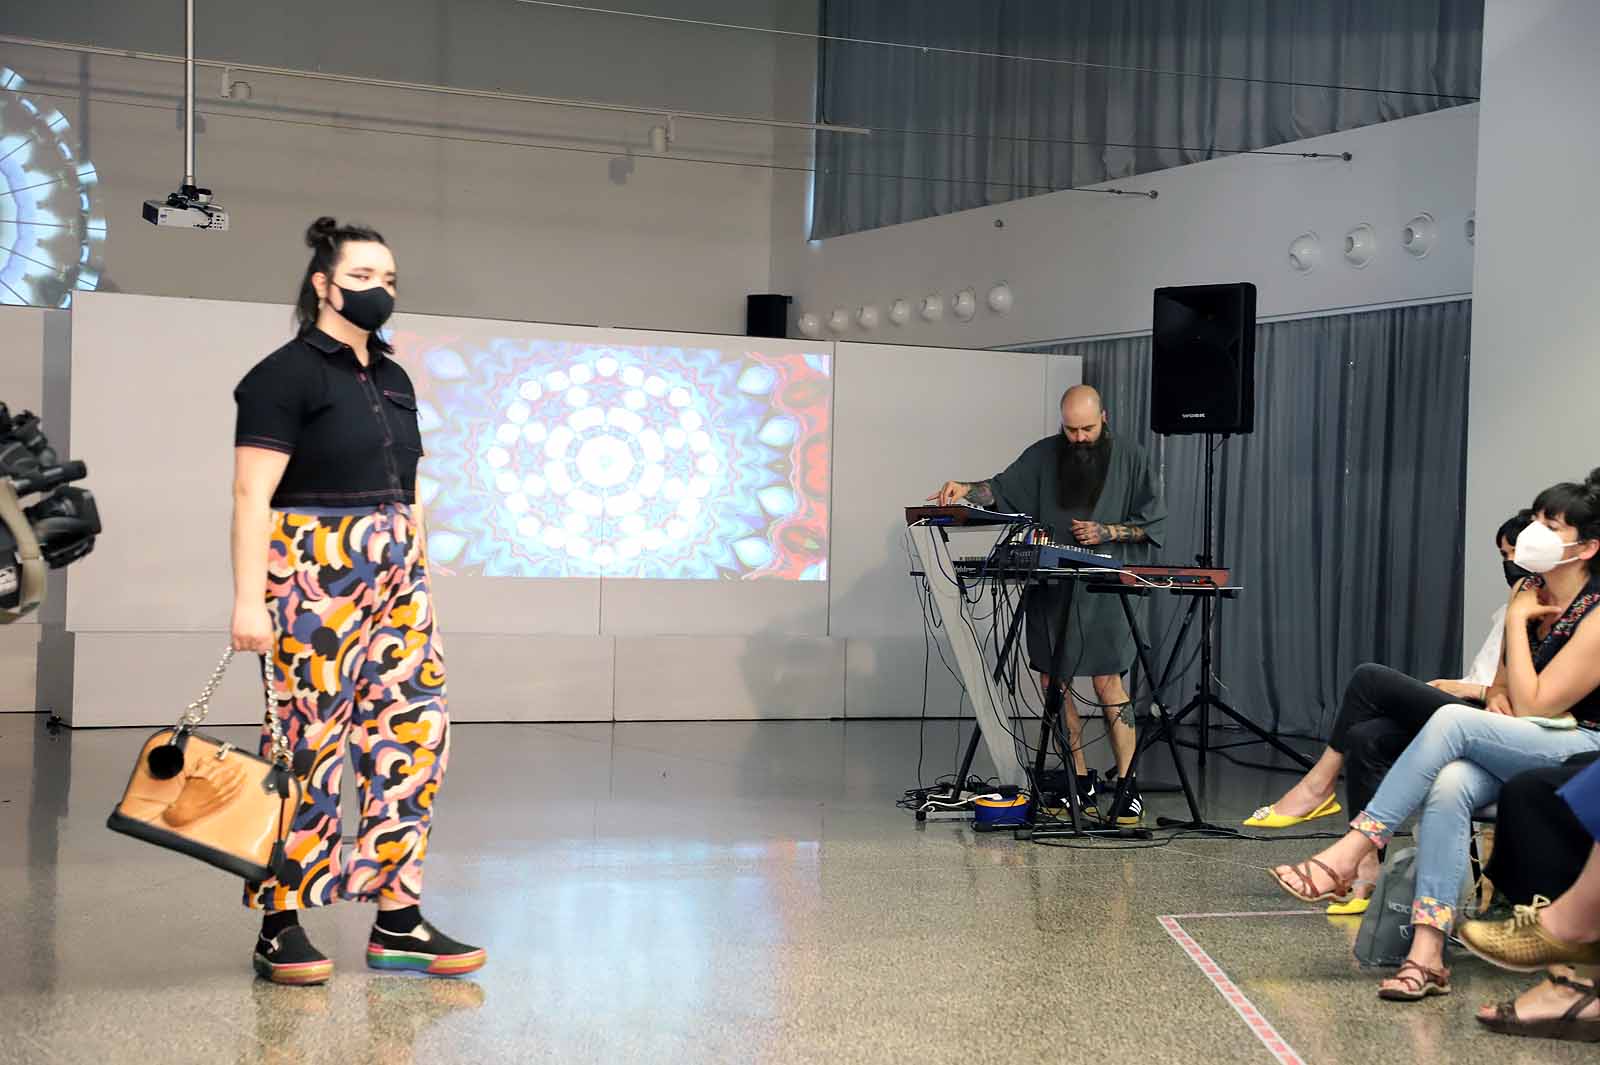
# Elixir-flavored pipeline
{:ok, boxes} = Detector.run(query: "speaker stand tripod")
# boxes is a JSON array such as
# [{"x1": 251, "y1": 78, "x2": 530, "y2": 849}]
[{"x1": 1159, "y1": 434, "x2": 1313, "y2": 792}]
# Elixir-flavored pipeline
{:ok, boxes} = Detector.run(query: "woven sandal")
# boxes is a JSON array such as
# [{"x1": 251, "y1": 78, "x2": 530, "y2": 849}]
[
  {"x1": 1377, "y1": 960, "x2": 1451, "y2": 1002},
  {"x1": 1478, "y1": 974, "x2": 1600, "y2": 1042},
  {"x1": 1270, "y1": 857, "x2": 1358, "y2": 904}
]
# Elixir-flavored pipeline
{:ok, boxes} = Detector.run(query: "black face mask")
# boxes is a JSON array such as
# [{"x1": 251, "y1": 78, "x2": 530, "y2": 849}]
[
  {"x1": 1503, "y1": 559, "x2": 1532, "y2": 587},
  {"x1": 332, "y1": 283, "x2": 394, "y2": 333}
]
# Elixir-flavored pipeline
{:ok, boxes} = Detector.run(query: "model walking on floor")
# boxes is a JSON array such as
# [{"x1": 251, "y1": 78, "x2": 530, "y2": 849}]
[{"x1": 230, "y1": 216, "x2": 485, "y2": 985}]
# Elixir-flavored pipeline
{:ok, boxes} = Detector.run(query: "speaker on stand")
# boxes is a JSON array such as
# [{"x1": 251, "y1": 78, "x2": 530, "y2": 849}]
[
  {"x1": 1146, "y1": 283, "x2": 1312, "y2": 801},
  {"x1": 1151, "y1": 282, "x2": 1255, "y2": 435}
]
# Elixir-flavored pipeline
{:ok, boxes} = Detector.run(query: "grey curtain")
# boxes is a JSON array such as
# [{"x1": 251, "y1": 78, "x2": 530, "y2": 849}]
[
  {"x1": 813, "y1": 0, "x2": 1482, "y2": 238},
  {"x1": 1035, "y1": 300, "x2": 1472, "y2": 740}
]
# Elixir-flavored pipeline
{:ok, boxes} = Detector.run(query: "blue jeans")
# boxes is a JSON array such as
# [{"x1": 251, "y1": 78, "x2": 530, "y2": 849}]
[{"x1": 1356, "y1": 705, "x2": 1600, "y2": 931}]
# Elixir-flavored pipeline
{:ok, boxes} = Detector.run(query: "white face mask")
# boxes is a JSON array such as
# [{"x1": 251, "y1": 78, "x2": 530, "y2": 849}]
[{"x1": 1514, "y1": 521, "x2": 1585, "y2": 574}]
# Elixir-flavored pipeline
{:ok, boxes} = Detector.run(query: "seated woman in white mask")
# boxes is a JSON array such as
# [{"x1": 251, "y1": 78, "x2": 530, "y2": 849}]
[
  {"x1": 1244, "y1": 510, "x2": 1534, "y2": 913},
  {"x1": 1266, "y1": 469, "x2": 1600, "y2": 1001}
]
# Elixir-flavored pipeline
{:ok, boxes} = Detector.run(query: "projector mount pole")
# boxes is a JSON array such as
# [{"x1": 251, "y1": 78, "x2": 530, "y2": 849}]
[{"x1": 183, "y1": 0, "x2": 195, "y2": 190}]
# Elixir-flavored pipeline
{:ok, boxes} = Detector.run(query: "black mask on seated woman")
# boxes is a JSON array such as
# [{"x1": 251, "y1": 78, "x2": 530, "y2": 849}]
[{"x1": 1504, "y1": 559, "x2": 1533, "y2": 587}]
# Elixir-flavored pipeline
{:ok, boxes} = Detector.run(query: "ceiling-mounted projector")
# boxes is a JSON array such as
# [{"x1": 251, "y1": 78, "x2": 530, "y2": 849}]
[
  {"x1": 144, "y1": 4, "x2": 228, "y2": 232},
  {"x1": 142, "y1": 184, "x2": 229, "y2": 231}
]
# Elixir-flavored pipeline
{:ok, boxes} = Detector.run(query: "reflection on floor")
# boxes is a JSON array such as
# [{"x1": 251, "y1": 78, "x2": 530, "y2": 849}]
[{"x1": 0, "y1": 715, "x2": 1585, "y2": 1064}]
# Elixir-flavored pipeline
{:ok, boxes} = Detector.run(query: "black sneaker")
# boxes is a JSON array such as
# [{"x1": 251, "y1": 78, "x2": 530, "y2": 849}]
[
  {"x1": 1107, "y1": 775, "x2": 1144, "y2": 827},
  {"x1": 367, "y1": 918, "x2": 487, "y2": 976},
  {"x1": 1075, "y1": 769, "x2": 1101, "y2": 821},
  {"x1": 253, "y1": 925, "x2": 333, "y2": 986}
]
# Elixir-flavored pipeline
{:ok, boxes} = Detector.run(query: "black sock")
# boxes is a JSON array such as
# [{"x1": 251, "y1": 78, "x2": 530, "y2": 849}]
[
  {"x1": 375, "y1": 905, "x2": 422, "y2": 934},
  {"x1": 260, "y1": 910, "x2": 299, "y2": 941}
]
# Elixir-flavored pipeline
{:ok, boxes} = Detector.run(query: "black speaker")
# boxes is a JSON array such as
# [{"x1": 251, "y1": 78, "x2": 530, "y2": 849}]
[
  {"x1": 746, "y1": 294, "x2": 792, "y2": 338},
  {"x1": 1150, "y1": 282, "x2": 1256, "y2": 435}
]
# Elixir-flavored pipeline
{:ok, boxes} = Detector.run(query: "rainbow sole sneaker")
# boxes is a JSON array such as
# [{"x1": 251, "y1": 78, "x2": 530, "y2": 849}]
[
  {"x1": 254, "y1": 927, "x2": 334, "y2": 986},
  {"x1": 367, "y1": 919, "x2": 486, "y2": 976}
]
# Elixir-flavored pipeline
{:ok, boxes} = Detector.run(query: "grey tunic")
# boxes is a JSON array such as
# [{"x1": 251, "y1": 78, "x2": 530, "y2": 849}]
[{"x1": 988, "y1": 434, "x2": 1168, "y2": 677}]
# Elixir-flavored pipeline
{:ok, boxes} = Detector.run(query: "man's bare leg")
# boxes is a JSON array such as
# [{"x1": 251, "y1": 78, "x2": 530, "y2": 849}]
[
  {"x1": 1093, "y1": 673, "x2": 1137, "y2": 777},
  {"x1": 1039, "y1": 674, "x2": 1090, "y2": 776}
]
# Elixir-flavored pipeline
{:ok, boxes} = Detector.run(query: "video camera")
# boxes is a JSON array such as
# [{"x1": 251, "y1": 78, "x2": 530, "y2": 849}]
[{"x1": 0, "y1": 402, "x2": 101, "y2": 619}]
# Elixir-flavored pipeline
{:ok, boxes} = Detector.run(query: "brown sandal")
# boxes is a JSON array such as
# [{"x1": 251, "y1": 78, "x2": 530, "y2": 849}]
[
  {"x1": 1378, "y1": 960, "x2": 1452, "y2": 1001},
  {"x1": 1270, "y1": 858, "x2": 1356, "y2": 903},
  {"x1": 1478, "y1": 974, "x2": 1600, "y2": 1042}
]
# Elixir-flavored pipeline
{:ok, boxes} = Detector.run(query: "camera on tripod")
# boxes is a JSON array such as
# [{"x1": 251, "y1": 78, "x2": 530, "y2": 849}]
[{"x1": 0, "y1": 401, "x2": 102, "y2": 618}]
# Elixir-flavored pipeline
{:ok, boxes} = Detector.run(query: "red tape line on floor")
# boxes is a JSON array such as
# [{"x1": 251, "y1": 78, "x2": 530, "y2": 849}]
[{"x1": 1158, "y1": 913, "x2": 1314, "y2": 1065}]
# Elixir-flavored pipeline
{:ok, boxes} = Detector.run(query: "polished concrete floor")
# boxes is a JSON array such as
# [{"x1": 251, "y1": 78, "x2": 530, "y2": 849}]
[{"x1": 0, "y1": 713, "x2": 1586, "y2": 1065}]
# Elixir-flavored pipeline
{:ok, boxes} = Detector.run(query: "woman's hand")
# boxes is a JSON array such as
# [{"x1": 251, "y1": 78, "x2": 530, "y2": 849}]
[
  {"x1": 1508, "y1": 582, "x2": 1563, "y2": 628},
  {"x1": 1484, "y1": 688, "x2": 1516, "y2": 715},
  {"x1": 1427, "y1": 679, "x2": 1483, "y2": 701},
  {"x1": 230, "y1": 600, "x2": 274, "y2": 654}
]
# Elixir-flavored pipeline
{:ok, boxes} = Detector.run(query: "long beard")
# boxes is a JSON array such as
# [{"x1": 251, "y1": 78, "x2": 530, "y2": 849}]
[{"x1": 1057, "y1": 431, "x2": 1112, "y2": 511}]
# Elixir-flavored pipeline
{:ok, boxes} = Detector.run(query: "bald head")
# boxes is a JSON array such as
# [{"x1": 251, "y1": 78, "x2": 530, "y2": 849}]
[
  {"x1": 1060, "y1": 385, "x2": 1107, "y2": 445},
  {"x1": 1062, "y1": 385, "x2": 1103, "y2": 419}
]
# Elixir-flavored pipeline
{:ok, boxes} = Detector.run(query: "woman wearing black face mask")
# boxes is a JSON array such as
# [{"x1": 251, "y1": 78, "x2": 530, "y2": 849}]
[
  {"x1": 1241, "y1": 509, "x2": 1536, "y2": 911},
  {"x1": 228, "y1": 217, "x2": 483, "y2": 985}
]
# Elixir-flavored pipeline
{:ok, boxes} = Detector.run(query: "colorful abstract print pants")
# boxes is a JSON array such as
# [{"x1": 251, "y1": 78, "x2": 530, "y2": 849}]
[{"x1": 246, "y1": 504, "x2": 449, "y2": 911}]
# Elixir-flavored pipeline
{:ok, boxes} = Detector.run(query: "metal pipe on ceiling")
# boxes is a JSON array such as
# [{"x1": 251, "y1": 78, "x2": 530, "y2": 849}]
[{"x1": 0, "y1": 32, "x2": 871, "y2": 137}]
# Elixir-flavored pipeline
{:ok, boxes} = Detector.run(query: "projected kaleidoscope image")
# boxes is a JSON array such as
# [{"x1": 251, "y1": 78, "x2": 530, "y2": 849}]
[
  {"x1": 0, "y1": 67, "x2": 105, "y2": 307},
  {"x1": 394, "y1": 334, "x2": 832, "y2": 580}
]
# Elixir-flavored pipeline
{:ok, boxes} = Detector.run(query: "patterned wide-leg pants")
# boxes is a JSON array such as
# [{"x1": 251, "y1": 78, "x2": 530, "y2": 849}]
[{"x1": 245, "y1": 503, "x2": 449, "y2": 911}]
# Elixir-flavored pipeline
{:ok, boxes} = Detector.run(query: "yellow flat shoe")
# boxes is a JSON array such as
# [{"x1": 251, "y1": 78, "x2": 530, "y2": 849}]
[
  {"x1": 1327, "y1": 895, "x2": 1371, "y2": 917},
  {"x1": 1243, "y1": 793, "x2": 1342, "y2": 829}
]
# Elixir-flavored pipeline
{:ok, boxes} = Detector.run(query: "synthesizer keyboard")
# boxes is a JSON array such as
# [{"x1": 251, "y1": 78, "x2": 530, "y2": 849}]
[
  {"x1": 959, "y1": 542, "x2": 1123, "y2": 573},
  {"x1": 905, "y1": 503, "x2": 1033, "y2": 527}
]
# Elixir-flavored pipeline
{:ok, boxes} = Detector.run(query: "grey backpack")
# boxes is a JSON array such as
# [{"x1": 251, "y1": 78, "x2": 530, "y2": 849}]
[
  {"x1": 1354, "y1": 846, "x2": 1417, "y2": 968},
  {"x1": 1353, "y1": 844, "x2": 1474, "y2": 968}
]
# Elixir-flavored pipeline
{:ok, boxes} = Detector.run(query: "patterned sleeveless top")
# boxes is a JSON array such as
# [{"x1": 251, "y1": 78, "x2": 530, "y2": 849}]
[{"x1": 1530, "y1": 574, "x2": 1600, "y2": 723}]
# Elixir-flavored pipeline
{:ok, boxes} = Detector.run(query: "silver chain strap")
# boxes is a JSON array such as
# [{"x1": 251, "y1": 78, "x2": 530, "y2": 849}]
[{"x1": 177, "y1": 646, "x2": 292, "y2": 767}]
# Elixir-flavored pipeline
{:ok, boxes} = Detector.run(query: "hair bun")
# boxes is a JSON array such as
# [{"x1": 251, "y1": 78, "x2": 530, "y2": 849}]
[
  {"x1": 304, "y1": 216, "x2": 339, "y2": 248},
  {"x1": 1586, "y1": 467, "x2": 1600, "y2": 494}
]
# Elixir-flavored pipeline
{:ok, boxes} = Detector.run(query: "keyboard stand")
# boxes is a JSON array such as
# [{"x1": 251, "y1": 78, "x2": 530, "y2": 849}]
[
  {"x1": 1133, "y1": 588, "x2": 1314, "y2": 829},
  {"x1": 1016, "y1": 573, "x2": 1205, "y2": 840},
  {"x1": 906, "y1": 526, "x2": 1030, "y2": 794}
]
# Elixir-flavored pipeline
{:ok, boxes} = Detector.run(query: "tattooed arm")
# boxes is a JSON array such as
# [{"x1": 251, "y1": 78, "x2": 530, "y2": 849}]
[
  {"x1": 964, "y1": 480, "x2": 997, "y2": 507},
  {"x1": 1100, "y1": 522, "x2": 1149, "y2": 543},
  {"x1": 1069, "y1": 521, "x2": 1150, "y2": 546},
  {"x1": 931, "y1": 479, "x2": 997, "y2": 507},
  {"x1": 931, "y1": 439, "x2": 1045, "y2": 515}
]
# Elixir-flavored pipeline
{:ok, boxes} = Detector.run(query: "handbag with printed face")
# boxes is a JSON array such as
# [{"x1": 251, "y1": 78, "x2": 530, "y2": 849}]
[{"x1": 107, "y1": 648, "x2": 301, "y2": 882}]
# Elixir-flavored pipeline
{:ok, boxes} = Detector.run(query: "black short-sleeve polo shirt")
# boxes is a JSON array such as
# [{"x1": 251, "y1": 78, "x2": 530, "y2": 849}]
[{"x1": 234, "y1": 327, "x2": 424, "y2": 509}]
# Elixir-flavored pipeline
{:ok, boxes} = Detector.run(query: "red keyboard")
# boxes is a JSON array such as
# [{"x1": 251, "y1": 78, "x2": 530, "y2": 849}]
[{"x1": 1120, "y1": 565, "x2": 1232, "y2": 588}]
